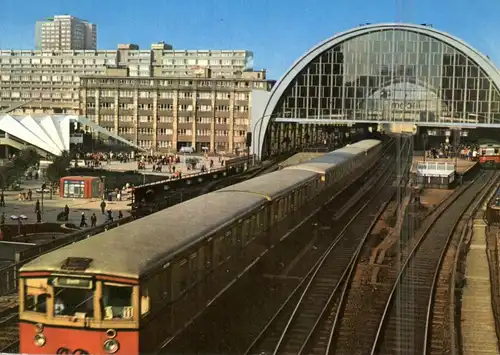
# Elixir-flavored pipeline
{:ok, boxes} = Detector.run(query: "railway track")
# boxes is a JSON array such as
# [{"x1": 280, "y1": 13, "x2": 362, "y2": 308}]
[
  {"x1": 0, "y1": 310, "x2": 19, "y2": 352},
  {"x1": 242, "y1": 139, "x2": 411, "y2": 355},
  {"x1": 162, "y1": 137, "x2": 410, "y2": 354},
  {"x1": 366, "y1": 171, "x2": 498, "y2": 355}
]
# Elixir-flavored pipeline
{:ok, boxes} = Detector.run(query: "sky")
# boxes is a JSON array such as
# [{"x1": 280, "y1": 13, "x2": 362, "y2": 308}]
[{"x1": 1, "y1": 0, "x2": 500, "y2": 80}]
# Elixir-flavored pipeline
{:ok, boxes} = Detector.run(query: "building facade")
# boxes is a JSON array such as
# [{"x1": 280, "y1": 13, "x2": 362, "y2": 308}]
[
  {"x1": 35, "y1": 15, "x2": 97, "y2": 50},
  {"x1": 255, "y1": 23, "x2": 500, "y2": 158},
  {"x1": 80, "y1": 74, "x2": 275, "y2": 153},
  {"x1": 0, "y1": 47, "x2": 255, "y2": 115}
]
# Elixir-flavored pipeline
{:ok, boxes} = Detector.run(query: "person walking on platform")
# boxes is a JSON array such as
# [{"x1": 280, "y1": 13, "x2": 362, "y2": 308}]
[
  {"x1": 80, "y1": 212, "x2": 88, "y2": 227},
  {"x1": 36, "y1": 209, "x2": 42, "y2": 223},
  {"x1": 100, "y1": 200, "x2": 106, "y2": 215},
  {"x1": 27, "y1": 189, "x2": 32, "y2": 201},
  {"x1": 90, "y1": 213, "x2": 97, "y2": 227},
  {"x1": 35, "y1": 199, "x2": 40, "y2": 213},
  {"x1": 107, "y1": 209, "x2": 114, "y2": 223},
  {"x1": 0, "y1": 192, "x2": 5, "y2": 207},
  {"x1": 118, "y1": 210, "x2": 123, "y2": 219},
  {"x1": 64, "y1": 205, "x2": 70, "y2": 221}
]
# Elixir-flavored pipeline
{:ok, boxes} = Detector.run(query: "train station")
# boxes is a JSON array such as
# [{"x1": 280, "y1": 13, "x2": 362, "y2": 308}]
[
  {"x1": 2, "y1": 19, "x2": 500, "y2": 355},
  {"x1": 252, "y1": 23, "x2": 500, "y2": 161}
]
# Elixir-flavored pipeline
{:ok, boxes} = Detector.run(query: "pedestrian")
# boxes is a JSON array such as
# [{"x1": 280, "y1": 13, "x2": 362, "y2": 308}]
[
  {"x1": 64, "y1": 205, "x2": 70, "y2": 221},
  {"x1": 27, "y1": 189, "x2": 32, "y2": 201},
  {"x1": 0, "y1": 212, "x2": 5, "y2": 226},
  {"x1": 90, "y1": 213, "x2": 97, "y2": 227},
  {"x1": 0, "y1": 192, "x2": 5, "y2": 207},
  {"x1": 35, "y1": 199, "x2": 40, "y2": 213},
  {"x1": 36, "y1": 209, "x2": 42, "y2": 223},
  {"x1": 118, "y1": 210, "x2": 123, "y2": 219},
  {"x1": 107, "y1": 209, "x2": 113, "y2": 223},
  {"x1": 80, "y1": 212, "x2": 87, "y2": 227},
  {"x1": 100, "y1": 200, "x2": 106, "y2": 215}
]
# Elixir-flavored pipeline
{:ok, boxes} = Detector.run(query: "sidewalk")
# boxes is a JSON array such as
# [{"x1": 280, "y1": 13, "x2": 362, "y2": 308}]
[{"x1": 1, "y1": 179, "x2": 130, "y2": 227}]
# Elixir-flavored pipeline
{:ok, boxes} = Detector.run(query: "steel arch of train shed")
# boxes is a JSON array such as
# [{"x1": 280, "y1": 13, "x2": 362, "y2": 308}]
[{"x1": 255, "y1": 23, "x2": 500, "y2": 159}]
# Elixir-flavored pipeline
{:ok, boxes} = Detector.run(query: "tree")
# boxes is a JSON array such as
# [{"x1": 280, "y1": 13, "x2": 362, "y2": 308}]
[
  {"x1": 45, "y1": 150, "x2": 72, "y2": 189},
  {"x1": 0, "y1": 147, "x2": 40, "y2": 191}
]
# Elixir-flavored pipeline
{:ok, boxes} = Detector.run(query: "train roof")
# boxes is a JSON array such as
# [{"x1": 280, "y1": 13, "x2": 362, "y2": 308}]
[
  {"x1": 216, "y1": 169, "x2": 318, "y2": 199},
  {"x1": 284, "y1": 139, "x2": 381, "y2": 174},
  {"x1": 21, "y1": 192, "x2": 268, "y2": 279},
  {"x1": 349, "y1": 139, "x2": 381, "y2": 150}
]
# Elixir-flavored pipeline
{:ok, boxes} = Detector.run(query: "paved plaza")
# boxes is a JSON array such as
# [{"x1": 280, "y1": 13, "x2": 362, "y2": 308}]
[
  {"x1": 0, "y1": 178, "x2": 131, "y2": 228},
  {"x1": 99, "y1": 154, "x2": 225, "y2": 177}
]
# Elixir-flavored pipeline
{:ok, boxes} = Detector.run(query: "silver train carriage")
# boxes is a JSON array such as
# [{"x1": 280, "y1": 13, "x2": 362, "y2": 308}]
[{"x1": 18, "y1": 139, "x2": 383, "y2": 354}]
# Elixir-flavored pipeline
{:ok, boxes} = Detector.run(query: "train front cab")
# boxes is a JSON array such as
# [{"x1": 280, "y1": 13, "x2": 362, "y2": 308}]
[{"x1": 19, "y1": 272, "x2": 140, "y2": 355}]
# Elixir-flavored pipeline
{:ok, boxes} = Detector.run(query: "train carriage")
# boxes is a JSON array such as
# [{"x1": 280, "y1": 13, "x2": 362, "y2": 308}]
[
  {"x1": 18, "y1": 139, "x2": 384, "y2": 355},
  {"x1": 19, "y1": 192, "x2": 269, "y2": 355}
]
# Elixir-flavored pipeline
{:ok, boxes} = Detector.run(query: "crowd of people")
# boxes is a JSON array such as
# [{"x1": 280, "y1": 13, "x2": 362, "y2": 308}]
[{"x1": 425, "y1": 142, "x2": 480, "y2": 161}]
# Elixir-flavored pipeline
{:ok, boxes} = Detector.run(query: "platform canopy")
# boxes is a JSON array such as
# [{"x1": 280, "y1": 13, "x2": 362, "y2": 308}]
[{"x1": 0, "y1": 114, "x2": 143, "y2": 156}]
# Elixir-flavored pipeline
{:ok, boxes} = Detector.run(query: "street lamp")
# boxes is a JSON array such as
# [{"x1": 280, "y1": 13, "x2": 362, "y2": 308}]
[
  {"x1": 41, "y1": 183, "x2": 46, "y2": 218},
  {"x1": 422, "y1": 133, "x2": 428, "y2": 162},
  {"x1": 10, "y1": 214, "x2": 27, "y2": 237}
]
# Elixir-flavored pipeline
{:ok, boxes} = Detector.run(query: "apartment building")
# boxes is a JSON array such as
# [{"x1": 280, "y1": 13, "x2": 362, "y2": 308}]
[
  {"x1": 80, "y1": 74, "x2": 275, "y2": 153},
  {"x1": 0, "y1": 45, "x2": 255, "y2": 115},
  {"x1": 35, "y1": 15, "x2": 97, "y2": 50}
]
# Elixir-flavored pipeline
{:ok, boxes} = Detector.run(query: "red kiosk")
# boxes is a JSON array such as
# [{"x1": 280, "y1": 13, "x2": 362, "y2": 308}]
[{"x1": 60, "y1": 176, "x2": 103, "y2": 199}]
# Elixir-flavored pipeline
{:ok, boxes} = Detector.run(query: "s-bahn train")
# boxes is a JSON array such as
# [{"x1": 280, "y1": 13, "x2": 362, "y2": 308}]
[
  {"x1": 18, "y1": 139, "x2": 384, "y2": 355},
  {"x1": 479, "y1": 144, "x2": 500, "y2": 168}
]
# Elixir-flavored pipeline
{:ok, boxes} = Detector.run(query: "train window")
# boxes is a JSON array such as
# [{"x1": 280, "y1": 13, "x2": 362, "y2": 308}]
[
  {"x1": 241, "y1": 219, "x2": 250, "y2": 245},
  {"x1": 225, "y1": 230, "x2": 234, "y2": 250},
  {"x1": 204, "y1": 239, "x2": 213, "y2": 269},
  {"x1": 178, "y1": 259, "x2": 188, "y2": 292},
  {"x1": 23, "y1": 278, "x2": 49, "y2": 314},
  {"x1": 102, "y1": 283, "x2": 133, "y2": 320},
  {"x1": 140, "y1": 287, "x2": 150, "y2": 316},
  {"x1": 217, "y1": 236, "x2": 226, "y2": 264},
  {"x1": 250, "y1": 215, "x2": 257, "y2": 241},
  {"x1": 53, "y1": 286, "x2": 94, "y2": 318},
  {"x1": 189, "y1": 252, "x2": 198, "y2": 284}
]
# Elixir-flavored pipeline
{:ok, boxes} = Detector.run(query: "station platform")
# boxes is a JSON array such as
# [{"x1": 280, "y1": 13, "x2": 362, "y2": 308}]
[
  {"x1": 411, "y1": 157, "x2": 477, "y2": 175},
  {"x1": 0, "y1": 178, "x2": 131, "y2": 228},
  {"x1": 100, "y1": 154, "x2": 224, "y2": 178}
]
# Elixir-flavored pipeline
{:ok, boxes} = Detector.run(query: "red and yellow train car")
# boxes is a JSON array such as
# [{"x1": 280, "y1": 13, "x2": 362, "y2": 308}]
[
  {"x1": 479, "y1": 145, "x2": 500, "y2": 168},
  {"x1": 19, "y1": 257, "x2": 140, "y2": 355}
]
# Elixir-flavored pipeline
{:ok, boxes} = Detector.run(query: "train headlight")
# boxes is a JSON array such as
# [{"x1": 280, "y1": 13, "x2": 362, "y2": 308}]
[
  {"x1": 35, "y1": 323, "x2": 44, "y2": 333},
  {"x1": 34, "y1": 334, "x2": 46, "y2": 347},
  {"x1": 103, "y1": 339, "x2": 120, "y2": 353}
]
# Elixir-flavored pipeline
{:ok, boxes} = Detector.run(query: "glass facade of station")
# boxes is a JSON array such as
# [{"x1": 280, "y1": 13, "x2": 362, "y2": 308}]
[{"x1": 263, "y1": 28, "x2": 500, "y2": 156}]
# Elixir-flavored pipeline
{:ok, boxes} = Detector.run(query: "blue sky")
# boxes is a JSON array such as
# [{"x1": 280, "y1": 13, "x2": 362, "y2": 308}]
[{"x1": 1, "y1": 0, "x2": 500, "y2": 80}]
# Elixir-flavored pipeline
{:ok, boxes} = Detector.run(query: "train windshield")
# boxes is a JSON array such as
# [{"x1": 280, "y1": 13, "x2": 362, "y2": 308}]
[
  {"x1": 23, "y1": 278, "x2": 49, "y2": 315},
  {"x1": 102, "y1": 283, "x2": 134, "y2": 320},
  {"x1": 53, "y1": 286, "x2": 94, "y2": 318}
]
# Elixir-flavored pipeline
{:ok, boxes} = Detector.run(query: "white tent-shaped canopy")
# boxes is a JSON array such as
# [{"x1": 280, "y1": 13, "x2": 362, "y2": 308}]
[{"x1": 0, "y1": 114, "x2": 144, "y2": 156}]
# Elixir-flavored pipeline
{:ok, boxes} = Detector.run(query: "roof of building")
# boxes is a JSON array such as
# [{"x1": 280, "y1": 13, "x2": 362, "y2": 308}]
[{"x1": 0, "y1": 114, "x2": 142, "y2": 156}]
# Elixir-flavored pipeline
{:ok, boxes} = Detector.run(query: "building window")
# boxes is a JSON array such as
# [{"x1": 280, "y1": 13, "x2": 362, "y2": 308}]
[
  {"x1": 99, "y1": 102, "x2": 114, "y2": 109},
  {"x1": 119, "y1": 90, "x2": 134, "y2": 98},
  {"x1": 179, "y1": 91, "x2": 193, "y2": 99},
  {"x1": 118, "y1": 127, "x2": 133, "y2": 134},
  {"x1": 215, "y1": 130, "x2": 229, "y2": 136},
  {"x1": 196, "y1": 129, "x2": 211, "y2": 136},
  {"x1": 234, "y1": 105, "x2": 248, "y2": 113},
  {"x1": 215, "y1": 117, "x2": 227, "y2": 124},
  {"x1": 100, "y1": 115, "x2": 114, "y2": 122},
  {"x1": 139, "y1": 116, "x2": 153, "y2": 123},
  {"x1": 138, "y1": 128, "x2": 154, "y2": 135},
  {"x1": 158, "y1": 104, "x2": 173, "y2": 110},
  {"x1": 178, "y1": 104, "x2": 193, "y2": 111},
  {"x1": 157, "y1": 128, "x2": 173, "y2": 135},
  {"x1": 215, "y1": 105, "x2": 229, "y2": 112},
  {"x1": 216, "y1": 92, "x2": 230, "y2": 100},
  {"x1": 196, "y1": 117, "x2": 211, "y2": 124},
  {"x1": 159, "y1": 91, "x2": 174, "y2": 98},
  {"x1": 157, "y1": 140, "x2": 172, "y2": 148},
  {"x1": 197, "y1": 92, "x2": 212, "y2": 99},
  {"x1": 158, "y1": 116, "x2": 172, "y2": 123},
  {"x1": 138, "y1": 103, "x2": 153, "y2": 110},
  {"x1": 178, "y1": 117, "x2": 192, "y2": 124},
  {"x1": 177, "y1": 129, "x2": 192, "y2": 135}
]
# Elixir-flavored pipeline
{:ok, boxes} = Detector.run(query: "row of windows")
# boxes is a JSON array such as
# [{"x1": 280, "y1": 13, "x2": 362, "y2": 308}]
[
  {"x1": 95, "y1": 115, "x2": 248, "y2": 126},
  {"x1": 87, "y1": 102, "x2": 248, "y2": 112},
  {"x1": 128, "y1": 128, "x2": 248, "y2": 136},
  {"x1": 84, "y1": 78, "x2": 264, "y2": 89},
  {"x1": 99, "y1": 90, "x2": 249, "y2": 100}
]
